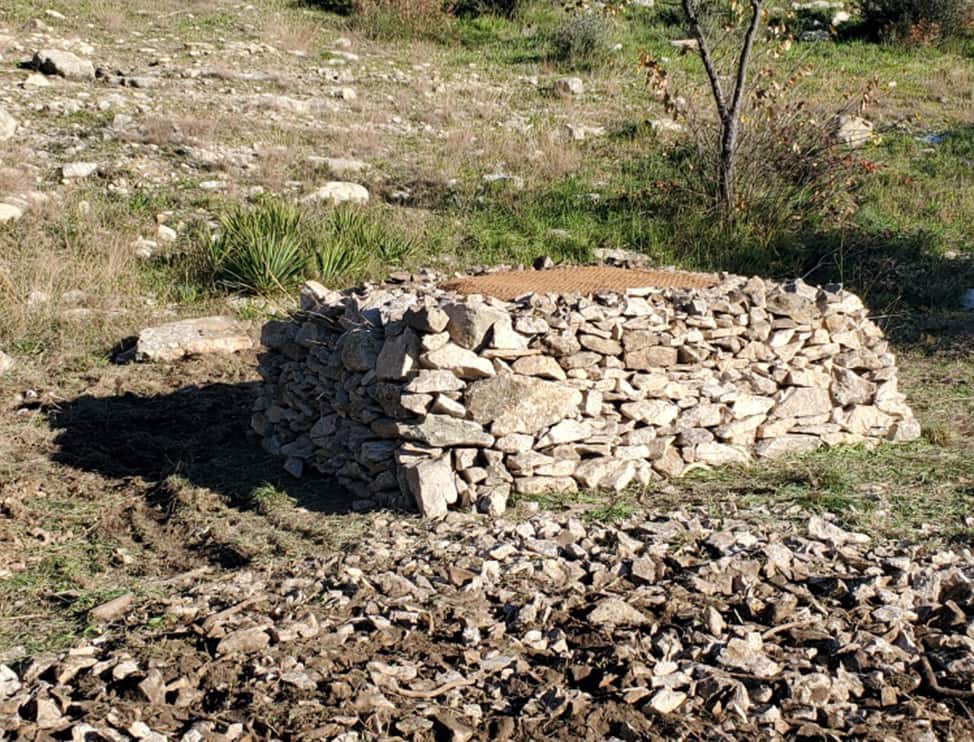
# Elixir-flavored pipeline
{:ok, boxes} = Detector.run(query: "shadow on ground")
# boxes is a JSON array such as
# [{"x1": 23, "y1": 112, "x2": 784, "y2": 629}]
[{"x1": 44, "y1": 379, "x2": 353, "y2": 515}]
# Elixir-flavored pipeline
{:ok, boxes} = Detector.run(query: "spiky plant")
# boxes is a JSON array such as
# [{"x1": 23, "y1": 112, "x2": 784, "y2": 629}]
[{"x1": 208, "y1": 201, "x2": 309, "y2": 294}]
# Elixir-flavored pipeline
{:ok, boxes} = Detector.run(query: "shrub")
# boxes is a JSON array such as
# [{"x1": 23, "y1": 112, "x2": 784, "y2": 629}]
[
  {"x1": 859, "y1": 0, "x2": 973, "y2": 41},
  {"x1": 452, "y1": 0, "x2": 524, "y2": 18},
  {"x1": 547, "y1": 13, "x2": 610, "y2": 69},
  {"x1": 207, "y1": 201, "x2": 309, "y2": 294},
  {"x1": 350, "y1": 0, "x2": 454, "y2": 40}
]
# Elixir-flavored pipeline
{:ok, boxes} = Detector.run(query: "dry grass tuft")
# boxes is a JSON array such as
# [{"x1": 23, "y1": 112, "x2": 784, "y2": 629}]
[
  {"x1": 262, "y1": 15, "x2": 324, "y2": 55},
  {"x1": 87, "y1": 0, "x2": 131, "y2": 35},
  {"x1": 0, "y1": 190, "x2": 151, "y2": 359},
  {"x1": 131, "y1": 114, "x2": 220, "y2": 147}
]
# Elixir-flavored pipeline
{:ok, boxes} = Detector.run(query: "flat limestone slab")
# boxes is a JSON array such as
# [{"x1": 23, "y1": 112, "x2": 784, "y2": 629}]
[{"x1": 136, "y1": 316, "x2": 253, "y2": 362}]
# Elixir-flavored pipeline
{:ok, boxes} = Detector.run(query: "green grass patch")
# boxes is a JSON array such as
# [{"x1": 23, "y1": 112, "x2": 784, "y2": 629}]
[{"x1": 248, "y1": 483, "x2": 297, "y2": 514}]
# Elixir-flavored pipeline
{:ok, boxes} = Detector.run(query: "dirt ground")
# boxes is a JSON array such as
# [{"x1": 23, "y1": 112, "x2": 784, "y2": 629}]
[{"x1": 1, "y1": 346, "x2": 973, "y2": 740}]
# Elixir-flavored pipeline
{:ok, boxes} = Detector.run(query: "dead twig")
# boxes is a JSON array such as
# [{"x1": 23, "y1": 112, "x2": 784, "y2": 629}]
[
  {"x1": 919, "y1": 654, "x2": 974, "y2": 699},
  {"x1": 386, "y1": 676, "x2": 478, "y2": 699}
]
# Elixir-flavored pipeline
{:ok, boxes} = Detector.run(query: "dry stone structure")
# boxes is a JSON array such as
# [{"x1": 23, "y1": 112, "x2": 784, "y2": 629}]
[{"x1": 254, "y1": 267, "x2": 921, "y2": 517}]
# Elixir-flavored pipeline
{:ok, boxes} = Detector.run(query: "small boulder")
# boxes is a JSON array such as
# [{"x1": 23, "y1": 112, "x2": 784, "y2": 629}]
[
  {"x1": 61, "y1": 162, "x2": 98, "y2": 179},
  {"x1": 302, "y1": 181, "x2": 369, "y2": 205},
  {"x1": 0, "y1": 107, "x2": 17, "y2": 142},
  {"x1": 0, "y1": 203, "x2": 23, "y2": 223},
  {"x1": 32, "y1": 49, "x2": 96, "y2": 80},
  {"x1": 554, "y1": 77, "x2": 584, "y2": 97},
  {"x1": 443, "y1": 302, "x2": 508, "y2": 350},
  {"x1": 834, "y1": 115, "x2": 874, "y2": 148},
  {"x1": 404, "y1": 455, "x2": 456, "y2": 519},
  {"x1": 420, "y1": 343, "x2": 495, "y2": 379}
]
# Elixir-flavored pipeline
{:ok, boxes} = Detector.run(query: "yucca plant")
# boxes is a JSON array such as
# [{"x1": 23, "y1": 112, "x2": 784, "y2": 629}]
[
  {"x1": 313, "y1": 239, "x2": 369, "y2": 282},
  {"x1": 324, "y1": 207, "x2": 420, "y2": 267},
  {"x1": 208, "y1": 201, "x2": 309, "y2": 294}
]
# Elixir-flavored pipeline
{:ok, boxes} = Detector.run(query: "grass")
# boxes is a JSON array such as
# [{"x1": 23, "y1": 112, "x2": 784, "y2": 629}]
[
  {"x1": 511, "y1": 486, "x2": 640, "y2": 524},
  {"x1": 248, "y1": 483, "x2": 297, "y2": 514}
]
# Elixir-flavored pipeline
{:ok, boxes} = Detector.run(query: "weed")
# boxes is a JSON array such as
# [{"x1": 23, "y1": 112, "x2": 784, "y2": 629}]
[
  {"x1": 922, "y1": 421, "x2": 954, "y2": 447},
  {"x1": 583, "y1": 500, "x2": 638, "y2": 523},
  {"x1": 547, "y1": 13, "x2": 610, "y2": 70},
  {"x1": 248, "y1": 483, "x2": 296, "y2": 514}
]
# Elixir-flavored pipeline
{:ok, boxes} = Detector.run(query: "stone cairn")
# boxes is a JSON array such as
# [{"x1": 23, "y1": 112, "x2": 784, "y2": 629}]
[{"x1": 253, "y1": 268, "x2": 921, "y2": 518}]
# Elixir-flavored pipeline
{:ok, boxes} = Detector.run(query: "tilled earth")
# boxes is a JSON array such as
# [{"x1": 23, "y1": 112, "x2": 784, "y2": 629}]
[{"x1": 3, "y1": 507, "x2": 973, "y2": 741}]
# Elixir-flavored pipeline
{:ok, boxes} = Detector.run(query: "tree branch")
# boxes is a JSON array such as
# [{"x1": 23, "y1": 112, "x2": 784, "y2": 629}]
[
  {"x1": 682, "y1": 0, "x2": 728, "y2": 122},
  {"x1": 727, "y1": 0, "x2": 765, "y2": 140}
]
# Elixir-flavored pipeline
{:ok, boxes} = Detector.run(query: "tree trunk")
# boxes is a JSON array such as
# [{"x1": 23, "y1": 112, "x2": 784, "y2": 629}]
[{"x1": 718, "y1": 118, "x2": 738, "y2": 215}]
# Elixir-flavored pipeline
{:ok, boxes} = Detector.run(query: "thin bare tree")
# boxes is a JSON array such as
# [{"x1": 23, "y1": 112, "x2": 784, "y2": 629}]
[{"x1": 681, "y1": 0, "x2": 765, "y2": 216}]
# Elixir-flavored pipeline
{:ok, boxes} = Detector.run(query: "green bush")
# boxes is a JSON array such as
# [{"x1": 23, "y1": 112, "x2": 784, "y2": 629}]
[
  {"x1": 547, "y1": 13, "x2": 610, "y2": 69},
  {"x1": 860, "y1": 0, "x2": 972, "y2": 41},
  {"x1": 207, "y1": 201, "x2": 310, "y2": 294},
  {"x1": 452, "y1": 0, "x2": 524, "y2": 19}
]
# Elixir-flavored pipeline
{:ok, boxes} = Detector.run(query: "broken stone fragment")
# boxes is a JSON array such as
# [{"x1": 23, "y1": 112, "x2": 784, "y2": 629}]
[
  {"x1": 443, "y1": 302, "x2": 508, "y2": 349},
  {"x1": 511, "y1": 354, "x2": 566, "y2": 380},
  {"x1": 466, "y1": 373, "x2": 582, "y2": 437},
  {"x1": 537, "y1": 419, "x2": 592, "y2": 447},
  {"x1": 396, "y1": 416, "x2": 494, "y2": 447},
  {"x1": 299, "y1": 280, "x2": 341, "y2": 310},
  {"x1": 648, "y1": 688, "x2": 687, "y2": 714},
  {"x1": 573, "y1": 458, "x2": 635, "y2": 491},
  {"x1": 718, "y1": 632, "x2": 781, "y2": 678},
  {"x1": 405, "y1": 370, "x2": 465, "y2": 394},
  {"x1": 807, "y1": 515, "x2": 869, "y2": 547},
  {"x1": 772, "y1": 387, "x2": 832, "y2": 419},
  {"x1": 404, "y1": 304, "x2": 450, "y2": 334},
  {"x1": 694, "y1": 442, "x2": 749, "y2": 466},
  {"x1": 375, "y1": 328, "x2": 420, "y2": 381},
  {"x1": 340, "y1": 328, "x2": 380, "y2": 371},
  {"x1": 831, "y1": 367, "x2": 876, "y2": 406},
  {"x1": 421, "y1": 343, "x2": 495, "y2": 379},
  {"x1": 514, "y1": 476, "x2": 578, "y2": 496},
  {"x1": 620, "y1": 400, "x2": 679, "y2": 426},
  {"x1": 216, "y1": 627, "x2": 271, "y2": 656},
  {"x1": 589, "y1": 597, "x2": 648, "y2": 627},
  {"x1": 624, "y1": 346, "x2": 679, "y2": 370},
  {"x1": 404, "y1": 455, "x2": 456, "y2": 518}
]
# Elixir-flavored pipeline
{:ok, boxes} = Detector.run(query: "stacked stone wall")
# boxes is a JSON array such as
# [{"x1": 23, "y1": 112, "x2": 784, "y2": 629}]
[{"x1": 254, "y1": 270, "x2": 920, "y2": 517}]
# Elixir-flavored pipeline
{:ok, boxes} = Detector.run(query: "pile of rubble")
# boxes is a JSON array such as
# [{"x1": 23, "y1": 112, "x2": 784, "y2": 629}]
[
  {"x1": 254, "y1": 268, "x2": 920, "y2": 517},
  {"x1": 2, "y1": 508, "x2": 971, "y2": 739}
]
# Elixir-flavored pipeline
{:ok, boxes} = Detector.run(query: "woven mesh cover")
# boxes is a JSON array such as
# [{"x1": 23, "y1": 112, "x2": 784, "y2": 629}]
[{"x1": 442, "y1": 266, "x2": 718, "y2": 301}]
